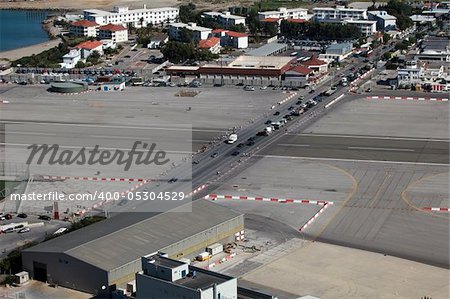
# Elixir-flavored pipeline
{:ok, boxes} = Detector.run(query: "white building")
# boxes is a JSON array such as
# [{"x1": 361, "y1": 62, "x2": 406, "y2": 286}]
[
  {"x1": 368, "y1": 11, "x2": 397, "y2": 31},
  {"x1": 202, "y1": 11, "x2": 246, "y2": 28},
  {"x1": 84, "y1": 5, "x2": 179, "y2": 28},
  {"x1": 136, "y1": 255, "x2": 237, "y2": 299},
  {"x1": 344, "y1": 19, "x2": 377, "y2": 36},
  {"x1": 98, "y1": 24, "x2": 128, "y2": 43},
  {"x1": 258, "y1": 7, "x2": 308, "y2": 20},
  {"x1": 69, "y1": 20, "x2": 98, "y2": 37},
  {"x1": 212, "y1": 29, "x2": 248, "y2": 49},
  {"x1": 197, "y1": 37, "x2": 221, "y2": 54},
  {"x1": 319, "y1": 42, "x2": 353, "y2": 62},
  {"x1": 75, "y1": 40, "x2": 104, "y2": 59},
  {"x1": 61, "y1": 49, "x2": 81, "y2": 69},
  {"x1": 312, "y1": 6, "x2": 367, "y2": 20},
  {"x1": 147, "y1": 33, "x2": 169, "y2": 49},
  {"x1": 168, "y1": 22, "x2": 212, "y2": 41}
]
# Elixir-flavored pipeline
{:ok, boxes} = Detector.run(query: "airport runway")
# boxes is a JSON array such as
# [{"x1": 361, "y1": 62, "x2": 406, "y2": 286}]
[{"x1": 260, "y1": 133, "x2": 449, "y2": 164}]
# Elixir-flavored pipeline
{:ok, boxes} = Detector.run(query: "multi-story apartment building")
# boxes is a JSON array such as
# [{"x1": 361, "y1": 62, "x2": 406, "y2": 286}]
[
  {"x1": 84, "y1": 5, "x2": 179, "y2": 28},
  {"x1": 212, "y1": 29, "x2": 249, "y2": 49},
  {"x1": 168, "y1": 22, "x2": 212, "y2": 42},
  {"x1": 344, "y1": 19, "x2": 377, "y2": 36},
  {"x1": 98, "y1": 24, "x2": 129, "y2": 43},
  {"x1": 202, "y1": 11, "x2": 246, "y2": 28},
  {"x1": 368, "y1": 11, "x2": 397, "y2": 31},
  {"x1": 258, "y1": 7, "x2": 308, "y2": 20},
  {"x1": 69, "y1": 20, "x2": 99, "y2": 37},
  {"x1": 312, "y1": 6, "x2": 367, "y2": 20}
]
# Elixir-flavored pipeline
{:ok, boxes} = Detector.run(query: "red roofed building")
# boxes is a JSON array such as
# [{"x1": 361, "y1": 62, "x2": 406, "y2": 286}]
[
  {"x1": 284, "y1": 65, "x2": 312, "y2": 85},
  {"x1": 301, "y1": 57, "x2": 328, "y2": 73},
  {"x1": 260, "y1": 18, "x2": 281, "y2": 23},
  {"x1": 212, "y1": 30, "x2": 248, "y2": 49},
  {"x1": 197, "y1": 37, "x2": 221, "y2": 54},
  {"x1": 70, "y1": 20, "x2": 99, "y2": 37},
  {"x1": 98, "y1": 24, "x2": 128, "y2": 43},
  {"x1": 75, "y1": 40, "x2": 103, "y2": 58},
  {"x1": 286, "y1": 18, "x2": 307, "y2": 23}
]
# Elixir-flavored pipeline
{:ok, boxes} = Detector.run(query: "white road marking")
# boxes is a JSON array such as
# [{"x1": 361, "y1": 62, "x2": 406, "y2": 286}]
[
  {"x1": 348, "y1": 146, "x2": 415, "y2": 152},
  {"x1": 288, "y1": 133, "x2": 450, "y2": 143},
  {"x1": 0, "y1": 121, "x2": 223, "y2": 133},
  {"x1": 253, "y1": 155, "x2": 449, "y2": 166}
]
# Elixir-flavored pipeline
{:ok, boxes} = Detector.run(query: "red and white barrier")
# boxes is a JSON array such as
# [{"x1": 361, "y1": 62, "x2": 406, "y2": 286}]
[
  {"x1": 205, "y1": 252, "x2": 237, "y2": 269},
  {"x1": 42, "y1": 175, "x2": 147, "y2": 182},
  {"x1": 367, "y1": 96, "x2": 449, "y2": 101},
  {"x1": 187, "y1": 184, "x2": 207, "y2": 198},
  {"x1": 277, "y1": 92, "x2": 297, "y2": 105},
  {"x1": 205, "y1": 194, "x2": 330, "y2": 205},
  {"x1": 235, "y1": 230, "x2": 245, "y2": 241},
  {"x1": 0, "y1": 100, "x2": 9, "y2": 104},
  {"x1": 299, "y1": 202, "x2": 333, "y2": 232},
  {"x1": 422, "y1": 207, "x2": 450, "y2": 212}
]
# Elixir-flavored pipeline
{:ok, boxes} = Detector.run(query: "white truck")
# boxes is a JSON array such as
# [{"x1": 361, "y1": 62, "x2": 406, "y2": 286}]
[
  {"x1": 264, "y1": 126, "x2": 273, "y2": 135},
  {"x1": 227, "y1": 134, "x2": 238, "y2": 144}
]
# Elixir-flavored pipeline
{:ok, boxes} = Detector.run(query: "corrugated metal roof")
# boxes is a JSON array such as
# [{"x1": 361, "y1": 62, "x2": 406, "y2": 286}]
[
  {"x1": 246, "y1": 43, "x2": 288, "y2": 57},
  {"x1": 24, "y1": 200, "x2": 243, "y2": 271}
]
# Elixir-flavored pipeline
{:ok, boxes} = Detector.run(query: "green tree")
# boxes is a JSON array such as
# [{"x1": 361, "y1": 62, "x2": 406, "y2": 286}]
[
  {"x1": 75, "y1": 61, "x2": 86, "y2": 68},
  {"x1": 179, "y1": 3, "x2": 197, "y2": 23},
  {"x1": 179, "y1": 28, "x2": 194, "y2": 43},
  {"x1": 86, "y1": 50, "x2": 101, "y2": 65}
]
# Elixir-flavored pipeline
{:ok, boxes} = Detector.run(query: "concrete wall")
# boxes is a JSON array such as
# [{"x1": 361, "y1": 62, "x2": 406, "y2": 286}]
[
  {"x1": 136, "y1": 272, "x2": 200, "y2": 299},
  {"x1": 201, "y1": 278, "x2": 237, "y2": 299},
  {"x1": 22, "y1": 251, "x2": 109, "y2": 295}
]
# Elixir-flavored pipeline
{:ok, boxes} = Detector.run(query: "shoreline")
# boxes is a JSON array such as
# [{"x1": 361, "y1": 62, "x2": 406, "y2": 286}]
[{"x1": 0, "y1": 38, "x2": 62, "y2": 63}]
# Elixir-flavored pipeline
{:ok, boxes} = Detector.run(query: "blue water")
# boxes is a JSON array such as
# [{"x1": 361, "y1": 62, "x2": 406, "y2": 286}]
[{"x1": 0, "y1": 10, "x2": 50, "y2": 52}]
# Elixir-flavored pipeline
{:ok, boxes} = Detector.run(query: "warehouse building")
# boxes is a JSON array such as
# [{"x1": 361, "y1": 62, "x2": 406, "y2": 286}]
[{"x1": 22, "y1": 200, "x2": 244, "y2": 295}]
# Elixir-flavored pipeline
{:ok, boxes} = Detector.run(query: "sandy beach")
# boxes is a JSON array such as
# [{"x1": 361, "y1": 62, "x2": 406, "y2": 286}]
[{"x1": 0, "y1": 38, "x2": 61, "y2": 62}]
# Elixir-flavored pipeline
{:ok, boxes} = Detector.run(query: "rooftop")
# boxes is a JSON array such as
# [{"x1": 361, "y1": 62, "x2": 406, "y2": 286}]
[
  {"x1": 203, "y1": 11, "x2": 245, "y2": 20},
  {"x1": 98, "y1": 23, "x2": 127, "y2": 31},
  {"x1": 170, "y1": 22, "x2": 212, "y2": 32},
  {"x1": 288, "y1": 65, "x2": 312, "y2": 75},
  {"x1": 23, "y1": 200, "x2": 243, "y2": 272},
  {"x1": 198, "y1": 37, "x2": 220, "y2": 49},
  {"x1": 227, "y1": 55, "x2": 294, "y2": 69},
  {"x1": 71, "y1": 20, "x2": 98, "y2": 27},
  {"x1": 75, "y1": 40, "x2": 103, "y2": 50},
  {"x1": 84, "y1": 6, "x2": 178, "y2": 16},
  {"x1": 260, "y1": 18, "x2": 280, "y2": 22},
  {"x1": 246, "y1": 43, "x2": 288, "y2": 56},
  {"x1": 327, "y1": 42, "x2": 353, "y2": 50},
  {"x1": 175, "y1": 270, "x2": 228, "y2": 290},
  {"x1": 302, "y1": 57, "x2": 327, "y2": 66}
]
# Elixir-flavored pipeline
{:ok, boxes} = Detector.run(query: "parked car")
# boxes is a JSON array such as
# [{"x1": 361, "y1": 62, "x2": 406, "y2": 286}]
[
  {"x1": 17, "y1": 213, "x2": 27, "y2": 218},
  {"x1": 211, "y1": 152, "x2": 218, "y2": 158},
  {"x1": 38, "y1": 215, "x2": 51, "y2": 221},
  {"x1": 168, "y1": 177, "x2": 178, "y2": 183},
  {"x1": 18, "y1": 228, "x2": 30, "y2": 233},
  {"x1": 273, "y1": 111, "x2": 280, "y2": 116},
  {"x1": 231, "y1": 151, "x2": 240, "y2": 156}
]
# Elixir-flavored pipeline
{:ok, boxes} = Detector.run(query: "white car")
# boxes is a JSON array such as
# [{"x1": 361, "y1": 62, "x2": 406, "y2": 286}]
[
  {"x1": 18, "y1": 228, "x2": 30, "y2": 233},
  {"x1": 260, "y1": 86, "x2": 267, "y2": 90}
]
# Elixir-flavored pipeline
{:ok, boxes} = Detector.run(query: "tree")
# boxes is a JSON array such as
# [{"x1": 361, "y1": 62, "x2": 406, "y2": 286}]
[
  {"x1": 261, "y1": 22, "x2": 278, "y2": 36},
  {"x1": 382, "y1": 33, "x2": 391, "y2": 44},
  {"x1": 179, "y1": 3, "x2": 197, "y2": 23},
  {"x1": 86, "y1": 50, "x2": 101, "y2": 65},
  {"x1": 161, "y1": 41, "x2": 196, "y2": 63},
  {"x1": 75, "y1": 61, "x2": 86, "y2": 68},
  {"x1": 179, "y1": 28, "x2": 194, "y2": 43}
]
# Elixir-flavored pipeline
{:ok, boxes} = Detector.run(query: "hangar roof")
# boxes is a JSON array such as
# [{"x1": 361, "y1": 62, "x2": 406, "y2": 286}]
[{"x1": 23, "y1": 200, "x2": 243, "y2": 271}]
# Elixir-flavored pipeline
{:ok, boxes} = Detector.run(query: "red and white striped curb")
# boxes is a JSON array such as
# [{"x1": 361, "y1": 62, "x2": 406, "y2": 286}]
[
  {"x1": 204, "y1": 252, "x2": 237, "y2": 269},
  {"x1": 205, "y1": 194, "x2": 331, "y2": 205},
  {"x1": 187, "y1": 184, "x2": 207, "y2": 198},
  {"x1": 277, "y1": 92, "x2": 297, "y2": 105},
  {"x1": 349, "y1": 68, "x2": 374, "y2": 92},
  {"x1": 42, "y1": 175, "x2": 146, "y2": 182},
  {"x1": 367, "y1": 96, "x2": 449, "y2": 101},
  {"x1": 300, "y1": 202, "x2": 333, "y2": 232},
  {"x1": 422, "y1": 207, "x2": 450, "y2": 212}
]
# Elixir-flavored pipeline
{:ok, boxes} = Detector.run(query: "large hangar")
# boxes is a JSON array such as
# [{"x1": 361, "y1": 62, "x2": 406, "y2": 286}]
[{"x1": 22, "y1": 200, "x2": 244, "y2": 295}]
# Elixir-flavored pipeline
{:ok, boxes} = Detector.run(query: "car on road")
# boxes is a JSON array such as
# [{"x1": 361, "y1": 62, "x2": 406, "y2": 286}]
[
  {"x1": 246, "y1": 141, "x2": 255, "y2": 146},
  {"x1": 18, "y1": 228, "x2": 30, "y2": 234},
  {"x1": 309, "y1": 89, "x2": 315, "y2": 94},
  {"x1": 17, "y1": 213, "x2": 27, "y2": 218},
  {"x1": 300, "y1": 103, "x2": 308, "y2": 108},
  {"x1": 288, "y1": 106, "x2": 295, "y2": 110},
  {"x1": 265, "y1": 120, "x2": 272, "y2": 125},
  {"x1": 296, "y1": 100, "x2": 302, "y2": 105},
  {"x1": 260, "y1": 86, "x2": 267, "y2": 90},
  {"x1": 237, "y1": 143, "x2": 245, "y2": 148},
  {"x1": 192, "y1": 160, "x2": 199, "y2": 165},
  {"x1": 168, "y1": 177, "x2": 178, "y2": 183},
  {"x1": 273, "y1": 111, "x2": 280, "y2": 116},
  {"x1": 38, "y1": 215, "x2": 51, "y2": 221},
  {"x1": 247, "y1": 137, "x2": 256, "y2": 142},
  {"x1": 231, "y1": 151, "x2": 240, "y2": 156},
  {"x1": 211, "y1": 152, "x2": 218, "y2": 158}
]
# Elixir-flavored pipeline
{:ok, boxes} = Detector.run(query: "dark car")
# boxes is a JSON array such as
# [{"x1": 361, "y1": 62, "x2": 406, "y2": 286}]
[
  {"x1": 17, "y1": 213, "x2": 27, "y2": 218},
  {"x1": 288, "y1": 106, "x2": 295, "y2": 110},
  {"x1": 309, "y1": 89, "x2": 315, "y2": 94},
  {"x1": 38, "y1": 215, "x2": 51, "y2": 221},
  {"x1": 211, "y1": 152, "x2": 218, "y2": 158},
  {"x1": 4, "y1": 214, "x2": 12, "y2": 220},
  {"x1": 231, "y1": 151, "x2": 240, "y2": 156},
  {"x1": 247, "y1": 137, "x2": 256, "y2": 142},
  {"x1": 273, "y1": 111, "x2": 280, "y2": 116},
  {"x1": 192, "y1": 160, "x2": 199, "y2": 165},
  {"x1": 246, "y1": 141, "x2": 255, "y2": 146},
  {"x1": 237, "y1": 143, "x2": 245, "y2": 148},
  {"x1": 296, "y1": 100, "x2": 302, "y2": 105},
  {"x1": 168, "y1": 177, "x2": 178, "y2": 183},
  {"x1": 265, "y1": 120, "x2": 272, "y2": 125}
]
